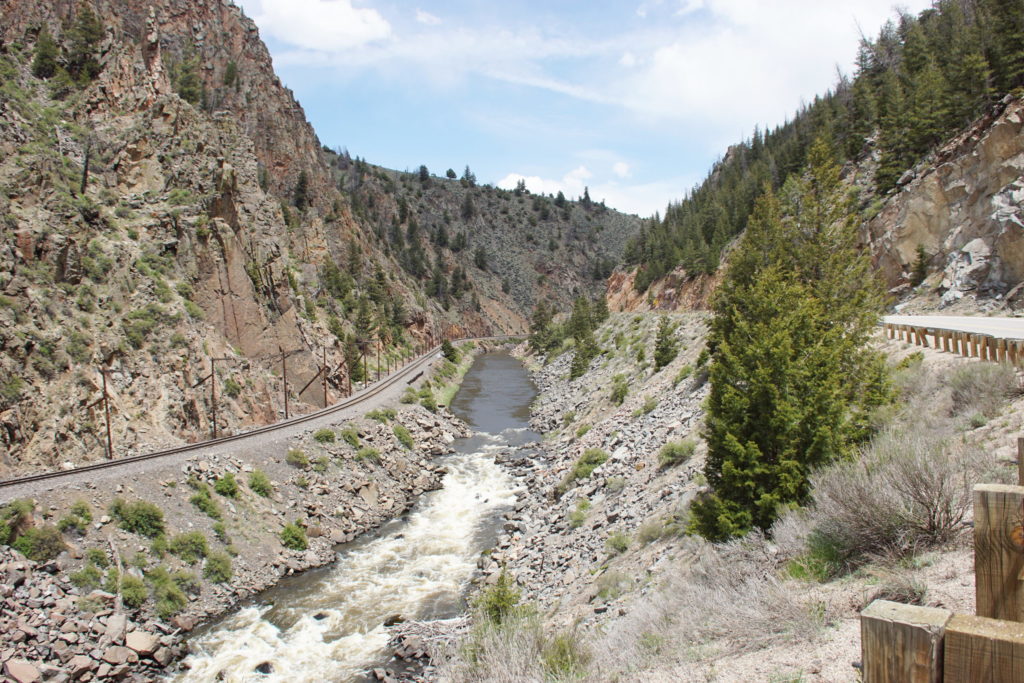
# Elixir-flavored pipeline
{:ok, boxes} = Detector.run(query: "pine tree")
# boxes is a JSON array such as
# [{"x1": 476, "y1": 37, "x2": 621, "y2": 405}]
[
  {"x1": 529, "y1": 300, "x2": 555, "y2": 354},
  {"x1": 653, "y1": 316, "x2": 678, "y2": 370},
  {"x1": 691, "y1": 138, "x2": 890, "y2": 542},
  {"x1": 68, "y1": 5, "x2": 104, "y2": 83},
  {"x1": 32, "y1": 27, "x2": 58, "y2": 79},
  {"x1": 344, "y1": 336, "x2": 364, "y2": 383},
  {"x1": 293, "y1": 170, "x2": 309, "y2": 211},
  {"x1": 876, "y1": 69, "x2": 909, "y2": 192}
]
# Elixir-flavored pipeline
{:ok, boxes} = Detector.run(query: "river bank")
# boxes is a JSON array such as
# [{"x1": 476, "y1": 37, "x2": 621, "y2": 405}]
[{"x1": 0, "y1": 341, "x2": 499, "y2": 682}]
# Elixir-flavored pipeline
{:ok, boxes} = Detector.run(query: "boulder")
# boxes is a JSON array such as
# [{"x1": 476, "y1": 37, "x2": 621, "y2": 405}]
[
  {"x1": 125, "y1": 630, "x2": 159, "y2": 655},
  {"x1": 3, "y1": 660, "x2": 41, "y2": 683},
  {"x1": 103, "y1": 613, "x2": 127, "y2": 644},
  {"x1": 101, "y1": 646, "x2": 138, "y2": 665},
  {"x1": 67, "y1": 655, "x2": 95, "y2": 679}
]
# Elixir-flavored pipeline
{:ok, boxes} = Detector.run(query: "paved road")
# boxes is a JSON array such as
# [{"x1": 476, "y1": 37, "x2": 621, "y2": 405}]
[{"x1": 883, "y1": 315, "x2": 1024, "y2": 340}]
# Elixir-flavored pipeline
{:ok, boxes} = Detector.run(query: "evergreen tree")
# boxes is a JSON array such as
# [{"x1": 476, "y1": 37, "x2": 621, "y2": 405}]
[
  {"x1": 293, "y1": 170, "x2": 310, "y2": 211},
  {"x1": 461, "y1": 194, "x2": 475, "y2": 220},
  {"x1": 653, "y1": 316, "x2": 679, "y2": 370},
  {"x1": 344, "y1": 336, "x2": 364, "y2": 383},
  {"x1": 529, "y1": 300, "x2": 556, "y2": 354},
  {"x1": 591, "y1": 295, "x2": 610, "y2": 326},
  {"x1": 567, "y1": 297, "x2": 592, "y2": 342},
  {"x1": 172, "y1": 49, "x2": 203, "y2": 105},
  {"x1": 691, "y1": 138, "x2": 890, "y2": 542},
  {"x1": 32, "y1": 27, "x2": 58, "y2": 79},
  {"x1": 446, "y1": 168, "x2": 457, "y2": 179},
  {"x1": 67, "y1": 5, "x2": 104, "y2": 83}
]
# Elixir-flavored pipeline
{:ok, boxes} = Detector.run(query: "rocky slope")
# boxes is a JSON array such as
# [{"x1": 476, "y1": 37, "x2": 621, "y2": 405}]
[{"x1": 0, "y1": 0, "x2": 638, "y2": 474}]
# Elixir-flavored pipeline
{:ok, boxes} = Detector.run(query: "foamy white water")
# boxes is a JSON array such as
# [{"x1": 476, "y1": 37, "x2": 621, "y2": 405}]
[{"x1": 175, "y1": 433, "x2": 518, "y2": 683}]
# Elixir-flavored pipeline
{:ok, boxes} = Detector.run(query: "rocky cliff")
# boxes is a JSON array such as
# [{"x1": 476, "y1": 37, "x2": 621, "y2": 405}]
[
  {"x1": 865, "y1": 95, "x2": 1024, "y2": 308},
  {"x1": 0, "y1": 0, "x2": 637, "y2": 473}
]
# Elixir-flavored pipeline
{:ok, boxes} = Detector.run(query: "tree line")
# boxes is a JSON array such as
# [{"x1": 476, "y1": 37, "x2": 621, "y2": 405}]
[{"x1": 623, "y1": 0, "x2": 1024, "y2": 293}]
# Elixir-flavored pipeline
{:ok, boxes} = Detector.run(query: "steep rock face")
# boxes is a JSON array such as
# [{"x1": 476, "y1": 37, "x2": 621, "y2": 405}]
[
  {"x1": 605, "y1": 266, "x2": 718, "y2": 313},
  {"x1": 864, "y1": 96, "x2": 1024, "y2": 305}
]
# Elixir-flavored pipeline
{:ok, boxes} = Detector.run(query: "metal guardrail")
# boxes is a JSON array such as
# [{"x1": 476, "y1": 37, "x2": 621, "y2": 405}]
[{"x1": 0, "y1": 335, "x2": 521, "y2": 492}]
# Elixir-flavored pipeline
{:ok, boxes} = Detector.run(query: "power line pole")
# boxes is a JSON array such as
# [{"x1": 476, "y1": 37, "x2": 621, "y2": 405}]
[
  {"x1": 322, "y1": 347, "x2": 328, "y2": 406},
  {"x1": 87, "y1": 368, "x2": 115, "y2": 459}
]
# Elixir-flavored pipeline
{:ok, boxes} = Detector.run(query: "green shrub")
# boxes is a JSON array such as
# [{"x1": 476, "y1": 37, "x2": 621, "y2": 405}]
[
  {"x1": 632, "y1": 396, "x2": 658, "y2": 417},
  {"x1": 280, "y1": 522, "x2": 308, "y2": 551},
  {"x1": 571, "y1": 449, "x2": 609, "y2": 480},
  {"x1": 295, "y1": 476, "x2": 309, "y2": 489},
  {"x1": 151, "y1": 535, "x2": 168, "y2": 557},
  {"x1": 313, "y1": 428, "x2": 335, "y2": 443},
  {"x1": 400, "y1": 387, "x2": 418, "y2": 404},
  {"x1": 658, "y1": 439, "x2": 695, "y2": 468},
  {"x1": 637, "y1": 519, "x2": 666, "y2": 545},
  {"x1": 213, "y1": 472, "x2": 238, "y2": 498},
  {"x1": 223, "y1": 377, "x2": 241, "y2": 398},
  {"x1": 103, "y1": 567, "x2": 120, "y2": 593},
  {"x1": 366, "y1": 408, "x2": 396, "y2": 423},
  {"x1": 70, "y1": 563, "x2": 102, "y2": 589},
  {"x1": 605, "y1": 476, "x2": 626, "y2": 493},
  {"x1": 420, "y1": 394, "x2": 438, "y2": 413},
  {"x1": 12, "y1": 525, "x2": 66, "y2": 561},
  {"x1": 313, "y1": 456, "x2": 329, "y2": 473},
  {"x1": 541, "y1": 630, "x2": 590, "y2": 680},
  {"x1": 340, "y1": 427, "x2": 360, "y2": 448},
  {"x1": 57, "y1": 515, "x2": 87, "y2": 534},
  {"x1": 168, "y1": 532, "x2": 208, "y2": 564},
  {"x1": 212, "y1": 522, "x2": 229, "y2": 544},
  {"x1": 441, "y1": 339, "x2": 460, "y2": 364},
  {"x1": 110, "y1": 499, "x2": 165, "y2": 538},
  {"x1": 148, "y1": 568, "x2": 188, "y2": 619},
  {"x1": 568, "y1": 499, "x2": 591, "y2": 528},
  {"x1": 70, "y1": 500, "x2": 92, "y2": 523},
  {"x1": 356, "y1": 447, "x2": 380, "y2": 463},
  {"x1": 474, "y1": 569, "x2": 520, "y2": 625},
  {"x1": 286, "y1": 449, "x2": 309, "y2": 468},
  {"x1": 249, "y1": 469, "x2": 272, "y2": 497},
  {"x1": 189, "y1": 486, "x2": 222, "y2": 520},
  {"x1": 949, "y1": 363, "x2": 1020, "y2": 418},
  {"x1": 0, "y1": 499, "x2": 33, "y2": 544},
  {"x1": 606, "y1": 531, "x2": 630, "y2": 555},
  {"x1": 610, "y1": 374, "x2": 628, "y2": 405},
  {"x1": 85, "y1": 548, "x2": 109, "y2": 567},
  {"x1": 575, "y1": 424, "x2": 591, "y2": 439},
  {"x1": 203, "y1": 552, "x2": 233, "y2": 583},
  {"x1": 562, "y1": 411, "x2": 576, "y2": 427},
  {"x1": 673, "y1": 364, "x2": 693, "y2": 386},
  {"x1": 120, "y1": 575, "x2": 147, "y2": 608},
  {"x1": 393, "y1": 424, "x2": 414, "y2": 449}
]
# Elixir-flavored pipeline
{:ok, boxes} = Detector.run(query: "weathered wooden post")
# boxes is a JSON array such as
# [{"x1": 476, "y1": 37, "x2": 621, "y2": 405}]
[
  {"x1": 1018, "y1": 438, "x2": 1024, "y2": 487},
  {"x1": 944, "y1": 614, "x2": 1024, "y2": 682},
  {"x1": 861, "y1": 600, "x2": 952, "y2": 683},
  {"x1": 974, "y1": 483, "x2": 1024, "y2": 622}
]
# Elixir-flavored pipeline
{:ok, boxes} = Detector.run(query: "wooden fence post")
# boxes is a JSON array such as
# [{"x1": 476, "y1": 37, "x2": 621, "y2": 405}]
[
  {"x1": 974, "y1": 484, "x2": 1024, "y2": 622},
  {"x1": 944, "y1": 614, "x2": 1024, "y2": 683},
  {"x1": 861, "y1": 600, "x2": 952, "y2": 683}
]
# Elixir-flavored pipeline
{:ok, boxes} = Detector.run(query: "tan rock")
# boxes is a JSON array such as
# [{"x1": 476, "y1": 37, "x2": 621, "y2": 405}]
[
  {"x1": 67, "y1": 654, "x2": 95, "y2": 679},
  {"x1": 101, "y1": 645, "x2": 138, "y2": 665},
  {"x1": 103, "y1": 613, "x2": 126, "y2": 644},
  {"x1": 125, "y1": 631, "x2": 158, "y2": 656},
  {"x1": 3, "y1": 660, "x2": 41, "y2": 683}
]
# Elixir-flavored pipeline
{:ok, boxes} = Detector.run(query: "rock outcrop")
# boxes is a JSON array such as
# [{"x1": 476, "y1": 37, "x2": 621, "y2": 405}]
[{"x1": 865, "y1": 95, "x2": 1024, "y2": 306}]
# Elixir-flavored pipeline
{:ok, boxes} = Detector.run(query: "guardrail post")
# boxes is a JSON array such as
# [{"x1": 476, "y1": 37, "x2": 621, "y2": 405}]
[
  {"x1": 974, "y1": 483, "x2": 1024, "y2": 622},
  {"x1": 861, "y1": 600, "x2": 951, "y2": 683},
  {"x1": 944, "y1": 614, "x2": 1024, "y2": 682}
]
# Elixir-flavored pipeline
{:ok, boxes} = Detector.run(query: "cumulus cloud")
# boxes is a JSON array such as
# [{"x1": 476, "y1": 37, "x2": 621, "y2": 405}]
[
  {"x1": 613, "y1": 162, "x2": 632, "y2": 178},
  {"x1": 241, "y1": 0, "x2": 391, "y2": 52},
  {"x1": 415, "y1": 9, "x2": 441, "y2": 26}
]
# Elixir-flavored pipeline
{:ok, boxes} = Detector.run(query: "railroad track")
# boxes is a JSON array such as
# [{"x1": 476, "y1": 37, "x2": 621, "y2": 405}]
[{"x1": 0, "y1": 335, "x2": 520, "y2": 492}]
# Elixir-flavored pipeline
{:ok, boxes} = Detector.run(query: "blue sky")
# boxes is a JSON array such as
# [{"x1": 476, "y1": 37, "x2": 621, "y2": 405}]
[{"x1": 235, "y1": 0, "x2": 933, "y2": 217}]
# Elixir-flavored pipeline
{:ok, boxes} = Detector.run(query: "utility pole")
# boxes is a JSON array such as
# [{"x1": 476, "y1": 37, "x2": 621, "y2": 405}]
[
  {"x1": 322, "y1": 347, "x2": 328, "y2": 406},
  {"x1": 376, "y1": 338, "x2": 381, "y2": 382},
  {"x1": 282, "y1": 351, "x2": 289, "y2": 419},
  {"x1": 87, "y1": 367, "x2": 115, "y2": 459},
  {"x1": 192, "y1": 356, "x2": 231, "y2": 439}
]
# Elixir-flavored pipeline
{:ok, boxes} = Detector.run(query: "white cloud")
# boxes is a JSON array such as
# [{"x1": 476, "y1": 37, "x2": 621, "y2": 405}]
[
  {"x1": 619, "y1": 51, "x2": 638, "y2": 67},
  {"x1": 244, "y1": 0, "x2": 391, "y2": 52},
  {"x1": 497, "y1": 165, "x2": 687, "y2": 217},
  {"x1": 415, "y1": 9, "x2": 441, "y2": 26},
  {"x1": 613, "y1": 162, "x2": 631, "y2": 178}
]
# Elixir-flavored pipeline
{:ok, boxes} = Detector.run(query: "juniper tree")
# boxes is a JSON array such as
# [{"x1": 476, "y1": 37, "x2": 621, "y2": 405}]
[
  {"x1": 32, "y1": 27, "x2": 58, "y2": 79},
  {"x1": 653, "y1": 316, "x2": 678, "y2": 370},
  {"x1": 691, "y1": 138, "x2": 890, "y2": 542}
]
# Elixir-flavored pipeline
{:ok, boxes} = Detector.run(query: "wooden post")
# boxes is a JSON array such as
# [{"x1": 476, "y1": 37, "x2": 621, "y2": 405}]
[
  {"x1": 944, "y1": 614, "x2": 1024, "y2": 682},
  {"x1": 861, "y1": 600, "x2": 952, "y2": 683},
  {"x1": 282, "y1": 352, "x2": 289, "y2": 419},
  {"x1": 101, "y1": 369, "x2": 113, "y2": 459},
  {"x1": 1010, "y1": 341, "x2": 1019, "y2": 367},
  {"x1": 322, "y1": 347, "x2": 328, "y2": 406},
  {"x1": 1018, "y1": 438, "x2": 1024, "y2": 487},
  {"x1": 974, "y1": 483, "x2": 1024, "y2": 622}
]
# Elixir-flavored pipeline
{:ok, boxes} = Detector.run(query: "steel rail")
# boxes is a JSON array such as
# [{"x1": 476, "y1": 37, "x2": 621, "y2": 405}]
[{"x1": 0, "y1": 335, "x2": 520, "y2": 491}]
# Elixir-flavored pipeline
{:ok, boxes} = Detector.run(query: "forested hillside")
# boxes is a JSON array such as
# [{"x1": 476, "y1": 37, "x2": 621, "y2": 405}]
[{"x1": 623, "y1": 0, "x2": 1024, "y2": 293}]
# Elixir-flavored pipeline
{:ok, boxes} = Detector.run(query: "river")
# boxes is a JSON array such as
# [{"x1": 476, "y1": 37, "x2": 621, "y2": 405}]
[{"x1": 173, "y1": 352, "x2": 539, "y2": 682}]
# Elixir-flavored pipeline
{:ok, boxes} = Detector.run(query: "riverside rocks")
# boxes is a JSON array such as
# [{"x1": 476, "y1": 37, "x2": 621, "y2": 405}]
[
  {"x1": 0, "y1": 546, "x2": 177, "y2": 682},
  {"x1": 1, "y1": 404, "x2": 470, "y2": 678},
  {"x1": 480, "y1": 315, "x2": 711, "y2": 620}
]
